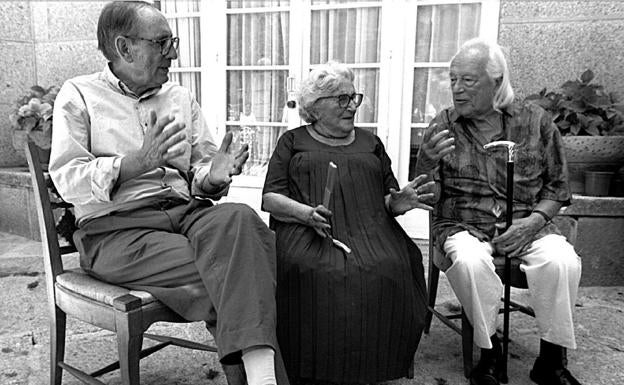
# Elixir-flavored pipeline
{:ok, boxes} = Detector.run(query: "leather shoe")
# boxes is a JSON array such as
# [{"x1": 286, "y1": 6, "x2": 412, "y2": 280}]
[
  {"x1": 530, "y1": 357, "x2": 582, "y2": 385},
  {"x1": 470, "y1": 359, "x2": 500, "y2": 385}
]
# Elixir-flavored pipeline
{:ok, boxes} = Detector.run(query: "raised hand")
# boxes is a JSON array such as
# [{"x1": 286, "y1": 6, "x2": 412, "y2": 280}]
[
  {"x1": 139, "y1": 110, "x2": 187, "y2": 170},
  {"x1": 416, "y1": 125, "x2": 455, "y2": 174},
  {"x1": 118, "y1": 110, "x2": 187, "y2": 185},
  {"x1": 203, "y1": 132, "x2": 250, "y2": 189},
  {"x1": 387, "y1": 174, "x2": 436, "y2": 215}
]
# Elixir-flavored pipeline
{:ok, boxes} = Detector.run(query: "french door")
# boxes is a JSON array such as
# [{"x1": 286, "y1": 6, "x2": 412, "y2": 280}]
[{"x1": 158, "y1": 0, "x2": 500, "y2": 234}]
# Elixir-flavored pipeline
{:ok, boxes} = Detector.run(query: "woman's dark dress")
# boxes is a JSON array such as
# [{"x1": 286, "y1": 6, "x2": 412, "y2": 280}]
[{"x1": 262, "y1": 126, "x2": 427, "y2": 384}]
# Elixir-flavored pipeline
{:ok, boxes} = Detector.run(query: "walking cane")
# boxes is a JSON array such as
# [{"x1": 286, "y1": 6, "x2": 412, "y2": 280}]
[{"x1": 484, "y1": 140, "x2": 516, "y2": 384}]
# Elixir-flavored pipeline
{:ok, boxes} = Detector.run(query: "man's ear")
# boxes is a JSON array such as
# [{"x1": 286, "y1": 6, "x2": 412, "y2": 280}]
[{"x1": 115, "y1": 36, "x2": 134, "y2": 63}]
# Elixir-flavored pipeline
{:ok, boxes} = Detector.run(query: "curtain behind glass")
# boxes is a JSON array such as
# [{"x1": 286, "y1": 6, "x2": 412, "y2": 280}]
[
  {"x1": 412, "y1": 3, "x2": 481, "y2": 124},
  {"x1": 227, "y1": 9, "x2": 289, "y2": 176},
  {"x1": 310, "y1": 7, "x2": 380, "y2": 126},
  {"x1": 157, "y1": 0, "x2": 202, "y2": 103}
]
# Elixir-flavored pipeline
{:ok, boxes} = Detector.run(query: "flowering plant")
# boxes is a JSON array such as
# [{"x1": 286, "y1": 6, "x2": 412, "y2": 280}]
[{"x1": 9, "y1": 85, "x2": 60, "y2": 149}]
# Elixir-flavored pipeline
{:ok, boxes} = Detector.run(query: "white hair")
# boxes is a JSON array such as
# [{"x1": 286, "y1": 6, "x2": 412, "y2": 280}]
[
  {"x1": 297, "y1": 61, "x2": 355, "y2": 123},
  {"x1": 452, "y1": 38, "x2": 515, "y2": 111}
]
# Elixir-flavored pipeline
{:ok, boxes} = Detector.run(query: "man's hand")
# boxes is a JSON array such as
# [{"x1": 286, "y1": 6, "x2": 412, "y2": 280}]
[
  {"x1": 139, "y1": 110, "x2": 187, "y2": 169},
  {"x1": 118, "y1": 110, "x2": 187, "y2": 185},
  {"x1": 416, "y1": 126, "x2": 455, "y2": 174},
  {"x1": 387, "y1": 174, "x2": 436, "y2": 215},
  {"x1": 202, "y1": 132, "x2": 250, "y2": 189},
  {"x1": 492, "y1": 215, "x2": 545, "y2": 257}
]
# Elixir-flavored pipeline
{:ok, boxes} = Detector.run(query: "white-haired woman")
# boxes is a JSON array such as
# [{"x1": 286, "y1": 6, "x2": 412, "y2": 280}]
[{"x1": 262, "y1": 62, "x2": 434, "y2": 384}]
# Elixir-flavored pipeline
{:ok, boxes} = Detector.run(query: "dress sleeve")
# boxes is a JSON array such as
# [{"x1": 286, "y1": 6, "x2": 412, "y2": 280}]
[
  {"x1": 374, "y1": 135, "x2": 400, "y2": 193},
  {"x1": 262, "y1": 130, "x2": 294, "y2": 198},
  {"x1": 538, "y1": 112, "x2": 572, "y2": 205},
  {"x1": 49, "y1": 81, "x2": 122, "y2": 205}
]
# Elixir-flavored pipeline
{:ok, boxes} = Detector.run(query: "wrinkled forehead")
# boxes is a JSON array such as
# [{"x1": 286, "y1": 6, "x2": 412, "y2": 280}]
[{"x1": 449, "y1": 49, "x2": 488, "y2": 77}]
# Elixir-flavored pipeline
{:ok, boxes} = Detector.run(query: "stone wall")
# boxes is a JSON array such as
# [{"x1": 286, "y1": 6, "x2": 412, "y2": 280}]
[
  {"x1": 0, "y1": 1, "x2": 106, "y2": 167},
  {"x1": 499, "y1": 0, "x2": 624, "y2": 100}
]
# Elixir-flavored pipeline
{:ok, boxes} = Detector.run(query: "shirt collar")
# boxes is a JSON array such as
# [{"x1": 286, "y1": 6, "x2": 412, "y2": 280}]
[{"x1": 102, "y1": 63, "x2": 161, "y2": 100}]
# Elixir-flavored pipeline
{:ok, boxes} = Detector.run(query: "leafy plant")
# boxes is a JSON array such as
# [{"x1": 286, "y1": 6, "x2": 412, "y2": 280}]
[
  {"x1": 525, "y1": 69, "x2": 624, "y2": 136},
  {"x1": 9, "y1": 85, "x2": 60, "y2": 149}
]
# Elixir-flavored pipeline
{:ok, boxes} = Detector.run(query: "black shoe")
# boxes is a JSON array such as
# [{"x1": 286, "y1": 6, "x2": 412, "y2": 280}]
[
  {"x1": 470, "y1": 334, "x2": 503, "y2": 385},
  {"x1": 470, "y1": 359, "x2": 500, "y2": 385},
  {"x1": 530, "y1": 357, "x2": 582, "y2": 385}
]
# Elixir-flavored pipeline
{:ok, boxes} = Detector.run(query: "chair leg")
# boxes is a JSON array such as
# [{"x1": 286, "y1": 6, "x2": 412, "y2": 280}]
[
  {"x1": 425, "y1": 255, "x2": 440, "y2": 334},
  {"x1": 115, "y1": 312, "x2": 143, "y2": 385},
  {"x1": 50, "y1": 306, "x2": 66, "y2": 385},
  {"x1": 461, "y1": 310, "x2": 474, "y2": 379}
]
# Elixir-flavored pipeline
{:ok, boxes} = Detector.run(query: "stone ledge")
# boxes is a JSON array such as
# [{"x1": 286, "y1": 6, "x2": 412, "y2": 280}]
[{"x1": 561, "y1": 194, "x2": 624, "y2": 217}]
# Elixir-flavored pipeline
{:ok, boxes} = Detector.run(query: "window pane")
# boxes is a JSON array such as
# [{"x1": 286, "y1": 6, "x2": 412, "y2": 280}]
[
  {"x1": 414, "y1": 3, "x2": 481, "y2": 62},
  {"x1": 226, "y1": 70, "x2": 288, "y2": 123},
  {"x1": 411, "y1": 68, "x2": 452, "y2": 124},
  {"x1": 227, "y1": 125, "x2": 287, "y2": 176},
  {"x1": 170, "y1": 72, "x2": 202, "y2": 104},
  {"x1": 169, "y1": 17, "x2": 201, "y2": 68},
  {"x1": 227, "y1": 0, "x2": 290, "y2": 8},
  {"x1": 310, "y1": 7, "x2": 380, "y2": 64},
  {"x1": 353, "y1": 68, "x2": 378, "y2": 124},
  {"x1": 227, "y1": 12, "x2": 289, "y2": 66}
]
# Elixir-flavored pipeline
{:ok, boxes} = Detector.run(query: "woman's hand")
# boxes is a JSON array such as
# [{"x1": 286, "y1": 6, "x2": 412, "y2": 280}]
[
  {"x1": 492, "y1": 214, "x2": 546, "y2": 257},
  {"x1": 387, "y1": 174, "x2": 436, "y2": 216},
  {"x1": 202, "y1": 132, "x2": 249, "y2": 191},
  {"x1": 304, "y1": 205, "x2": 333, "y2": 237}
]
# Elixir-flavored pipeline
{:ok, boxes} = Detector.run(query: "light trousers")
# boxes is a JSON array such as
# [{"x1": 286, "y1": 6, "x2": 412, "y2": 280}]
[{"x1": 443, "y1": 231, "x2": 581, "y2": 350}]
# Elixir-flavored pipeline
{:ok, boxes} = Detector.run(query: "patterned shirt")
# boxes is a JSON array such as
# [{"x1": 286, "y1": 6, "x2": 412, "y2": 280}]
[
  {"x1": 419, "y1": 102, "x2": 571, "y2": 248},
  {"x1": 50, "y1": 64, "x2": 224, "y2": 224}
]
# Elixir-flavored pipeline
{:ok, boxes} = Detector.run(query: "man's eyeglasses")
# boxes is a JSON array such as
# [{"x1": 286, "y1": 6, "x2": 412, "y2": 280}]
[
  {"x1": 315, "y1": 93, "x2": 364, "y2": 108},
  {"x1": 126, "y1": 36, "x2": 180, "y2": 56}
]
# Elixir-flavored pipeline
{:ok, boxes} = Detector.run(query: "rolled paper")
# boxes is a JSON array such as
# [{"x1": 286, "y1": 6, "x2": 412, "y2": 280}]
[{"x1": 323, "y1": 161, "x2": 338, "y2": 208}]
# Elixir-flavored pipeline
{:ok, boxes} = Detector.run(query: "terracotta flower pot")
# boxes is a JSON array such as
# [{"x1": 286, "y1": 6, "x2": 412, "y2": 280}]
[
  {"x1": 562, "y1": 136, "x2": 624, "y2": 194},
  {"x1": 12, "y1": 130, "x2": 51, "y2": 168}
]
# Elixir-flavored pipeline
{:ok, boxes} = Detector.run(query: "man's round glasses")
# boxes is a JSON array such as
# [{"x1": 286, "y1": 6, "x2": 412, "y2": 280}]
[
  {"x1": 316, "y1": 93, "x2": 364, "y2": 108},
  {"x1": 126, "y1": 36, "x2": 180, "y2": 56}
]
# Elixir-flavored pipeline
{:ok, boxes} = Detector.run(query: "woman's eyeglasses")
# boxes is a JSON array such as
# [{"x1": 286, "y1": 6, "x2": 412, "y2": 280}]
[
  {"x1": 316, "y1": 93, "x2": 364, "y2": 108},
  {"x1": 126, "y1": 36, "x2": 180, "y2": 56}
]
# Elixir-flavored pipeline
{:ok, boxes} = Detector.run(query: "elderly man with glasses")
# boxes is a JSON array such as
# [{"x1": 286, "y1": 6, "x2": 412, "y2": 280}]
[{"x1": 50, "y1": 2, "x2": 285, "y2": 384}]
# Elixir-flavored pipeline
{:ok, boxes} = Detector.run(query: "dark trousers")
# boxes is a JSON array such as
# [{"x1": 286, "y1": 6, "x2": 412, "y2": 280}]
[{"x1": 74, "y1": 199, "x2": 278, "y2": 365}]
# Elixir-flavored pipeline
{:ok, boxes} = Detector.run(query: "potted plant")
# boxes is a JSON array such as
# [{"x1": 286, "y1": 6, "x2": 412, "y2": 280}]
[
  {"x1": 9, "y1": 85, "x2": 60, "y2": 166},
  {"x1": 524, "y1": 69, "x2": 624, "y2": 194}
]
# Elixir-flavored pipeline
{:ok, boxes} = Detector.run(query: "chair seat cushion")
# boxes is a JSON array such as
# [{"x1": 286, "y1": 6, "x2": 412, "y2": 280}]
[{"x1": 56, "y1": 268, "x2": 157, "y2": 307}]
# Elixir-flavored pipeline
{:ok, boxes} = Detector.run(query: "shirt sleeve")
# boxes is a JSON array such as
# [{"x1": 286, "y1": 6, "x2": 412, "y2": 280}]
[
  {"x1": 188, "y1": 97, "x2": 229, "y2": 199},
  {"x1": 49, "y1": 81, "x2": 122, "y2": 205},
  {"x1": 538, "y1": 112, "x2": 572, "y2": 205}
]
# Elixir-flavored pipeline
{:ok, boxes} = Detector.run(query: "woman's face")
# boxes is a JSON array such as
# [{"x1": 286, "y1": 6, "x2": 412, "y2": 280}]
[{"x1": 312, "y1": 78, "x2": 357, "y2": 134}]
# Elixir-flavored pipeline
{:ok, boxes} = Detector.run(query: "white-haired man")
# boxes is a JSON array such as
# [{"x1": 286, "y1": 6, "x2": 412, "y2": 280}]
[{"x1": 416, "y1": 38, "x2": 582, "y2": 385}]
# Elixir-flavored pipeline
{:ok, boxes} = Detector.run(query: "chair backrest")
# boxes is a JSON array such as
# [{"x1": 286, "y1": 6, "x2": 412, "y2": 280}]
[{"x1": 25, "y1": 141, "x2": 77, "y2": 313}]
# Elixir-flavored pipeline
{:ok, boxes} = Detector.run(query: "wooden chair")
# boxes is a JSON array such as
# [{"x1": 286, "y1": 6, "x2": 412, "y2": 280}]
[
  {"x1": 423, "y1": 211, "x2": 577, "y2": 381},
  {"x1": 25, "y1": 140, "x2": 219, "y2": 385}
]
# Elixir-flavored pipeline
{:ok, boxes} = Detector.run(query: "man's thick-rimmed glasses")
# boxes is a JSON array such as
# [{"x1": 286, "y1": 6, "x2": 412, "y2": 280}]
[
  {"x1": 315, "y1": 93, "x2": 364, "y2": 108},
  {"x1": 126, "y1": 36, "x2": 180, "y2": 56}
]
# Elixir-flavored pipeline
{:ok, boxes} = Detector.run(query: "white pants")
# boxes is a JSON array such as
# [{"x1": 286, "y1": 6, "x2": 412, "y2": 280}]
[{"x1": 443, "y1": 231, "x2": 581, "y2": 350}]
